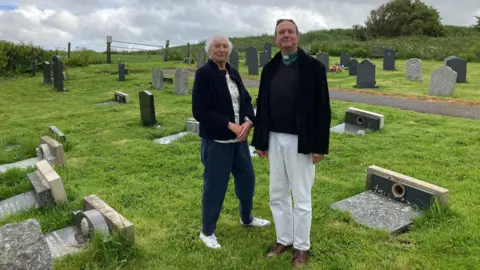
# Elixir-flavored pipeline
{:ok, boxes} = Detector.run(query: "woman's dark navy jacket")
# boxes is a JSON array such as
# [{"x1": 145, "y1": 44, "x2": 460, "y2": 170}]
[{"x1": 192, "y1": 59, "x2": 256, "y2": 141}]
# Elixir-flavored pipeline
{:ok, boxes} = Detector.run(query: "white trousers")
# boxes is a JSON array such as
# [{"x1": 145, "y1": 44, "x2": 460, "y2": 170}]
[{"x1": 268, "y1": 132, "x2": 315, "y2": 251}]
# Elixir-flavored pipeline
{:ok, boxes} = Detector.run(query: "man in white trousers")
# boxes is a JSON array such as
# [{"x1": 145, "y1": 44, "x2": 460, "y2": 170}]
[{"x1": 251, "y1": 18, "x2": 331, "y2": 267}]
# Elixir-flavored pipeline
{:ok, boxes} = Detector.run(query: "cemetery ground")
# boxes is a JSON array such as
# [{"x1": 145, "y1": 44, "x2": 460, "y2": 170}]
[{"x1": 0, "y1": 61, "x2": 479, "y2": 270}]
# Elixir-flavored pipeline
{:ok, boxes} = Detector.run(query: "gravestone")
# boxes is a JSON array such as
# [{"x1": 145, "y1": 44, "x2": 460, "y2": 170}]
[
  {"x1": 316, "y1": 53, "x2": 329, "y2": 70},
  {"x1": 330, "y1": 107, "x2": 384, "y2": 135},
  {"x1": 32, "y1": 61, "x2": 36, "y2": 76},
  {"x1": 264, "y1": 42, "x2": 272, "y2": 60},
  {"x1": 152, "y1": 68, "x2": 164, "y2": 89},
  {"x1": 118, "y1": 64, "x2": 126, "y2": 81},
  {"x1": 428, "y1": 66, "x2": 457, "y2": 96},
  {"x1": 229, "y1": 49, "x2": 239, "y2": 70},
  {"x1": 331, "y1": 165, "x2": 449, "y2": 233},
  {"x1": 186, "y1": 118, "x2": 200, "y2": 134},
  {"x1": 246, "y1": 46, "x2": 258, "y2": 75},
  {"x1": 114, "y1": 91, "x2": 130, "y2": 103},
  {"x1": 355, "y1": 60, "x2": 377, "y2": 88},
  {"x1": 36, "y1": 135, "x2": 65, "y2": 166},
  {"x1": 49, "y1": 126, "x2": 66, "y2": 143},
  {"x1": 340, "y1": 52, "x2": 350, "y2": 67},
  {"x1": 138, "y1": 90, "x2": 156, "y2": 126},
  {"x1": 174, "y1": 68, "x2": 189, "y2": 95},
  {"x1": 383, "y1": 49, "x2": 396, "y2": 70},
  {"x1": 405, "y1": 58, "x2": 422, "y2": 81},
  {"x1": 259, "y1": 51, "x2": 269, "y2": 67},
  {"x1": 197, "y1": 51, "x2": 206, "y2": 68},
  {"x1": 43, "y1": 61, "x2": 51, "y2": 84},
  {"x1": 349, "y1": 59, "x2": 358, "y2": 76},
  {"x1": 445, "y1": 56, "x2": 467, "y2": 83},
  {"x1": 52, "y1": 56, "x2": 64, "y2": 91},
  {"x1": 0, "y1": 219, "x2": 53, "y2": 270}
]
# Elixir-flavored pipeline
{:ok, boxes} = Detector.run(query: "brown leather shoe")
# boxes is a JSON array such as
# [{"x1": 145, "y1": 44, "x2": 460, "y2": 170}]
[
  {"x1": 292, "y1": 249, "x2": 309, "y2": 267},
  {"x1": 265, "y1": 243, "x2": 292, "y2": 258}
]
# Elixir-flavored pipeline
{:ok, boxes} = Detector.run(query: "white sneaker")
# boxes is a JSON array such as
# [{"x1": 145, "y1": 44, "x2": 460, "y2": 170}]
[
  {"x1": 240, "y1": 217, "x2": 271, "y2": 227},
  {"x1": 199, "y1": 231, "x2": 221, "y2": 249}
]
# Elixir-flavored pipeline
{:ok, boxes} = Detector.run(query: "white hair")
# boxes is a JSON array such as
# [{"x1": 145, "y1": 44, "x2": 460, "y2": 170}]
[{"x1": 204, "y1": 34, "x2": 233, "y2": 57}]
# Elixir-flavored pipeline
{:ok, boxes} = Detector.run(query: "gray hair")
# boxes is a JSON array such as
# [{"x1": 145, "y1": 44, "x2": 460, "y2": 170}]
[{"x1": 204, "y1": 34, "x2": 233, "y2": 56}]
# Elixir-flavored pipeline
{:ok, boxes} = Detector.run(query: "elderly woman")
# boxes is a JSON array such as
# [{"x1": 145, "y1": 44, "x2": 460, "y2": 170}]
[{"x1": 192, "y1": 34, "x2": 271, "y2": 249}]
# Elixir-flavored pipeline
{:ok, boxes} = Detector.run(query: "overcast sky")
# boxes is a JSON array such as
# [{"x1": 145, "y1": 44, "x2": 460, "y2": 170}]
[{"x1": 0, "y1": 0, "x2": 478, "y2": 52}]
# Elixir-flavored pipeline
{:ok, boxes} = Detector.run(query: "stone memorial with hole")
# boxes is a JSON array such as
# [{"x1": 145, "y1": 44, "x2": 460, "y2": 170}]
[
  {"x1": 139, "y1": 90, "x2": 156, "y2": 126},
  {"x1": 355, "y1": 60, "x2": 377, "y2": 88},
  {"x1": 316, "y1": 53, "x2": 329, "y2": 71},
  {"x1": 174, "y1": 68, "x2": 189, "y2": 95},
  {"x1": 246, "y1": 46, "x2": 258, "y2": 75},
  {"x1": 43, "y1": 61, "x2": 51, "y2": 84},
  {"x1": 383, "y1": 49, "x2": 396, "y2": 70},
  {"x1": 428, "y1": 66, "x2": 457, "y2": 96},
  {"x1": 229, "y1": 49, "x2": 239, "y2": 70},
  {"x1": 444, "y1": 56, "x2": 467, "y2": 83},
  {"x1": 331, "y1": 165, "x2": 449, "y2": 233},
  {"x1": 152, "y1": 68, "x2": 164, "y2": 89},
  {"x1": 331, "y1": 107, "x2": 384, "y2": 136},
  {"x1": 349, "y1": 59, "x2": 358, "y2": 76},
  {"x1": 52, "y1": 56, "x2": 65, "y2": 92},
  {"x1": 114, "y1": 91, "x2": 130, "y2": 103},
  {"x1": 405, "y1": 58, "x2": 422, "y2": 81},
  {"x1": 340, "y1": 52, "x2": 350, "y2": 67}
]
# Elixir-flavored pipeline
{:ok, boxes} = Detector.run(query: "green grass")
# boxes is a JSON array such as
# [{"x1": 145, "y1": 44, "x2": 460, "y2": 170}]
[{"x1": 1, "y1": 62, "x2": 480, "y2": 269}]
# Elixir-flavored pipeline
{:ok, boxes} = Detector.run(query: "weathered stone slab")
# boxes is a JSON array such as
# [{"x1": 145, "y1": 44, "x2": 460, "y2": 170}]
[
  {"x1": 331, "y1": 107, "x2": 384, "y2": 135},
  {"x1": 174, "y1": 68, "x2": 189, "y2": 95},
  {"x1": 153, "y1": 132, "x2": 189, "y2": 145},
  {"x1": 196, "y1": 51, "x2": 206, "y2": 68},
  {"x1": 43, "y1": 61, "x2": 51, "y2": 84},
  {"x1": 114, "y1": 91, "x2": 130, "y2": 104},
  {"x1": 0, "y1": 219, "x2": 53, "y2": 269},
  {"x1": 428, "y1": 66, "x2": 457, "y2": 96},
  {"x1": 186, "y1": 119, "x2": 200, "y2": 134},
  {"x1": 83, "y1": 195, "x2": 134, "y2": 245},
  {"x1": 152, "y1": 68, "x2": 164, "y2": 89},
  {"x1": 39, "y1": 136, "x2": 65, "y2": 166},
  {"x1": 36, "y1": 160, "x2": 67, "y2": 204},
  {"x1": 405, "y1": 58, "x2": 422, "y2": 81},
  {"x1": 27, "y1": 171, "x2": 55, "y2": 207},
  {"x1": 0, "y1": 157, "x2": 40, "y2": 174},
  {"x1": 0, "y1": 190, "x2": 40, "y2": 219},
  {"x1": 44, "y1": 226, "x2": 85, "y2": 258},
  {"x1": 49, "y1": 126, "x2": 66, "y2": 143}
]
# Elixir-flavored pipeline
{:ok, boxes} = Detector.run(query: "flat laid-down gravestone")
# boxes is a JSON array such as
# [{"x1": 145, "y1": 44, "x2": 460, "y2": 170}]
[
  {"x1": 355, "y1": 60, "x2": 378, "y2": 89},
  {"x1": 316, "y1": 53, "x2": 329, "y2": 71},
  {"x1": 52, "y1": 56, "x2": 65, "y2": 92},
  {"x1": 174, "y1": 68, "x2": 189, "y2": 95},
  {"x1": 349, "y1": 59, "x2": 358, "y2": 76},
  {"x1": 49, "y1": 125, "x2": 66, "y2": 143},
  {"x1": 114, "y1": 91, "x2": 130, "y2": 104},
  {"x1": 331, "y1": 165, "x2": 449, "y2": 233},
  {"x1": 444, "y1": 56, "x2": 467, "y2": 83},
  {"x1": 0, "y1": 219, "x2": 53, "y2": 269},
  {"x1": 0, "y1": 160, "x2": 68, "y2": 220},
  {"x1": 406, "y1": 58, "x2": 422, "y2": 81},
  {"x1": 428, "y1": 66, "x2": 457, "y2": 96},
  {"x1": 330, "y1": 107, "x2": 384, "y2": 136},
  {"x1": 383, "y1": 49, "x2": 396, "y2": 70},
  {"x1": 340, "y1": 52, "x2": 350, "y2": 67},
  {"x1": 152, "y1": 68, "x2": 164, "y2": 89},
  {"x1": 246, "y1": 46, "x2": 258, "y2": 75},
  {"x1": 139, "y1": 90, "x2": 156, "y2": 126},
  {"x1": 229, "y1": 49, "x2": 239, "y2": 71}
]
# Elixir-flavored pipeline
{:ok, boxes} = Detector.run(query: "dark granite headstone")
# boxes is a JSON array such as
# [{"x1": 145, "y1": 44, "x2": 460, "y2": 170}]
[
  {"x1": 316, "y1": 53, "x2": 329, "y2": 70},
  {"x1": 0, "y1": 219, "x2": 53, "y2": 269},
  {"x1": 229, "y1": 49, "x2": 239, "y2": 71},
  {"x1": 118, "y1": 64, "x2": 126, "y2": 81},
  {"x1": 138, "y1": 90, "x2": 156, "y2": 126},
  {"x1": 264, "y1": 43, "x2": 272, "y2": 59},
  {"x1": 246, "y1": 46, "x2": 258, "y2": 75},
  {"x1": 349, "y1": 59, "x2": 358, "y2": 76},
  {"x1": 355, "y1": 60, "x2": 377, "y2": 88},
  {"x1": 383, "y1": 49, "x2": 396, "y2": 70},
  {"x1": 43, "y1": 61, "x2": 51, "y2": 84},
  {"x1": 340, "y1": 52, "x2": 350, "y2": 67},
  {"x1": 445, "y1": 56, "x2": 467, "y2": 83},
  {"x1": 52, "y1": 56, "x2": 64, "y2": 91},
  {"x1": 259, "y1": 51, "x2": 269, "y2": 67}
]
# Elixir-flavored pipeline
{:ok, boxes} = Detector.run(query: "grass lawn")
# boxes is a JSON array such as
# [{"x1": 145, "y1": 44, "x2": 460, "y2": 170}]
[{"x1": 0, "y1": 63, "x2": 479, "y2": 270}]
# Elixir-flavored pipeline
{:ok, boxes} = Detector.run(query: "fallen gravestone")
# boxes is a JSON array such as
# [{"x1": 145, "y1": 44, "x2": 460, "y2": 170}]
[
  {"x1": 0, "y1": 219, "x2": 53, "y2": 270},
  {"x1": 152, "y1": 69, "x2": 164, "y2": 90},
  {"x1": 444, "y1": 56, "x2": 467, "y2": 83},
  {"x1": 153, "y1": 119, "x2": 200, "y2": 145},
  {"x1": 354, "y1": 60, "x2": 377, "y2": 89},
  {"x1": 43, "y1": 61, "x2": 51, "y2": 84},
  {"x1": 114, "y1": 91, "x2": 130, "y2": 104},
  {"x1": 0, "y1": 160, "x2": 68, "y2": 220},
  {"x1": 331, "y1": 107, "x2": 384, "y2": 136},
  {"x1": 52, "y1": 56, "x2": 65, "y2": 92},
  {"x1": 174, "y1": 68, "x2": 189, "y2": 95},
  {"x1": 139, "y1": 90, "x2": 156, "y2": 126},
  {"x1": 383, "y1": 49, "x2": 396, "y2": 70},
  {"x1": 229, "y1": 49, "x2": 239, "y2": 71},
  {"x1": 246, "y1": 46, "x2": 258, "y2": 75},
  {"x1": 405, "y1": 58, "x2": 422, "y2": 81},
  {"x1": 349, "y1": 59, "x2": 358, "y2": 76},
  {"x1": 49, "y1": 125, "x2": 66, "y2": 143},
  {"x1": 340, "y1": 52, "x2": 350, "y2": 68},
  {"x1": 331, "y1": 165, "x2": 449, "y2": 233},
  {"x1": 316, "y1": 53, "x2": 329, "y2": 71},
  {"x1": 428, "y1": 66, "x2": 457, "y2": 96}
]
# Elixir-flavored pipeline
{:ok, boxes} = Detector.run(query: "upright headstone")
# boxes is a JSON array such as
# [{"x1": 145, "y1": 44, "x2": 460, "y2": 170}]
[
  {"x1": 340, "y1": 53, "x2": 350, "y2": 67},
  {"x1": 174, "y1": 68, "x2": 189, "y2": 95},
  {"x1": 138, "y1": 91, "x2": 156, "y2": 126},
  {"x1": 405, "y1": 58, "x2": 422, "y2": 81},
  {"x1": 264, "y1": 43, "x2": 272, "y2": 60},
  {"x1": 355, "y1": 60, "x2": 376, "y2": 88},
  {"x1": 246, "y1": 46, "x2": 258, "y2": 75},
  {"x1": 43, "y1": 61, "x2": 51, "y2": 84},
  {"x1": 229, "y1": 49, "x2": 239, "y2": 71},
  {"x1": 32, "y1": 61, "x2": 36, "y2": 76},
  {"x1": 349, "y1": 59, "x2": 358, "y2": 76},
  {"x1": 316, "y1": 53, "x2": 329, "y2": 70},
  {"x1": 383, "y1": 49, "x2": 396, "y2": 70},
  {"x1": 445, "y1": 56, "x2": 467, "y2": 83},
  {"x1": 152, "y1": 69, "x2": 164, "y2": 89},
  {"x1": 197, "y1": 51, "x2": 206, "y2": 68},
  {"x1": 118, "y1": 64, "x2": 125, "y2": 81},
  {"x1": 428, "y1": 66, "x2": 457, "y2": 96},
  {"x1": 52, "y1": 56, "x2": 64, "y2": 91},
  {"x1": 259, "y1": 51, "x2": 269, "y2": 67}
]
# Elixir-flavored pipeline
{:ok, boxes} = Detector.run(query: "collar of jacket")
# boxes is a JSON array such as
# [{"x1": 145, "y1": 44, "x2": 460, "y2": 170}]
[
  {"x1": 270, "y1": 47, "x2": 307, "y2": 68},
  {"x1": 206, "y1": 58, "x2": 243, "y2": 85}
]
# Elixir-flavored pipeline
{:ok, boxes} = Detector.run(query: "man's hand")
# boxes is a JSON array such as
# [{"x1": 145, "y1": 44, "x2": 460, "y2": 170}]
[
  {"x1": 228, "y1": 122, "x2": 242, "y2": 137},
  {"x1": 256, "y1": 150, "x2": 268, "y2": 159},
  {"x1": 312, "y1": 153, "x2": 324, "y2": 164},
  {"x1": 237, "y1": 121, "x2": 253, "y2": 142}
]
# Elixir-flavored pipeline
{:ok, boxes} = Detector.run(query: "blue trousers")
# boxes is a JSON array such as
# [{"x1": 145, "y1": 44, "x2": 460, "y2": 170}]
[{"x1": 200, "y1": 138, "x2": 255, "y2": 236}]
